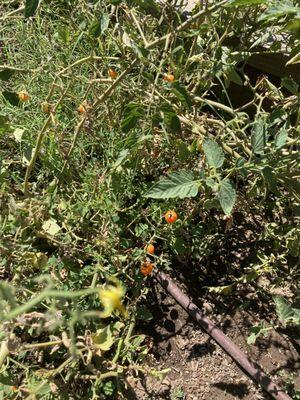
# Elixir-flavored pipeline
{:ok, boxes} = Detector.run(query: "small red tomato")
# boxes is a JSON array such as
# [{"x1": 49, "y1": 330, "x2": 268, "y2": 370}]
[
  {"x1": 140, "y1": 261, "x2": 154, "y2": 276},
  {"x1": 146, "y1": 243, "x2": 155, "y2": 255},
  {"x1": 163, "y1": 73, "x2": 175, "y2": 83},
  {"x1": 18, "y1": 91, "x2": 30, "y2": 102},
  {"x1": 164, "y1": 210, "x2": 178, "y2": 224},
  {"x1": 108, "y1": 68, "x2": 118, "y2": 79}
]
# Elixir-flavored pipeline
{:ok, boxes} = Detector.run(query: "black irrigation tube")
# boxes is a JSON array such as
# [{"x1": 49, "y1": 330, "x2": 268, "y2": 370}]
[{"x1": 154, "y1": 270, "x2": 292, "y2": 400}]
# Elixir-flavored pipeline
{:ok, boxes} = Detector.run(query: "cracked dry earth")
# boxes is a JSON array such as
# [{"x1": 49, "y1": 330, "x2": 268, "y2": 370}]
[{"x1": 126, "y1": 282, "x2": 300, "y2": 400}]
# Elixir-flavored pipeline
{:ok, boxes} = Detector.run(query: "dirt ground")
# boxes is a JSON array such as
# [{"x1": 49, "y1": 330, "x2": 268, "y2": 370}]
[{"x1": 126, "y1": 281, "x2": 300, "y2": 400}]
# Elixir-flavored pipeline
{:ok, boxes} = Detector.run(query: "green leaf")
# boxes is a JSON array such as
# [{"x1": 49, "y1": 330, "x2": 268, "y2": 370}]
[
  {"x1": 145, "y1": 171, "x2": 200, "y2": 199},
  {"x1": 226, "y1": 67, "x2": 243, "y2": 85},
  {"x1": 89, "y1": 20, "x2": 102, "y2": 38},
  {"x1": 176, "y1": 140, "x2": 190, "y2": 162},
  {"x1": 0, "y1": 114, "x2": 11, "y2": 134},
  {"x1": 259, "y1": 4, "x2": 299, "y2": 22},
  {"x1": 2, "y1": 91, "x2": 20, "y2": 107},
  {"x1": 172, "y1": 82, "x2": 192, "y2": 108},
  {"x1": 121, "y1": 103, "x2": 144, "y2": 133},
  {"x1": 136, "y1": 306, "x2": 153, "y2": 321},
  {"x1": 161, "y1": 104, "x2": 181, "y2": 133},
  {"x1": 274, "y1": 296, "x2": 295, "y2": 326},
  {"x1": 227, "y1": 0, "x2": 266, "y2": 6},
  {"x1": 281, "y1": 77, "x2": 298, "y2": 95},
  {"x1": 89, "y1": 15, "x2": 109, "y2": 38},
  {"x1": 132, "y1": 0, "x2": 160, "y2": 18},
  {"x1": 24, "y1": 0, "x2": 39, "y2": 18},
  {"x1": 203, "y1": 139, "x2": 224, "y2": 169},
  {"x1": 0, "y1": 69, "x2": 14, "y2": 81},
  {"x1": 251, "y1": 117, "x2": 266, "y2": 155},
  {"x1": 92, "y1": 325, "x2": 114, "y2": 351},
  {"x1": 262, "y1": 166, "x2": 278, "y2": 195},
  {"x1": 56, "y1": 25, "x2": 70, "y2": 43},
  {"x1": 275, "y1": 128, "x2": 288, "y2": 149},
  {"x1": 131, "y1": 42, "x2": 149, "y2": 59},
  {"x1": 102, "y1": 380, "x2": 115, "y2": 397},
  {"x1": 218, "y1": 179, "x2": 236, "y2": 215},
  {"x1": 112, "y1": 149, "x2": 130, "y2": 170},
  {"x1": 247, "y1": 324, "x2": 271, "y2": 345}
]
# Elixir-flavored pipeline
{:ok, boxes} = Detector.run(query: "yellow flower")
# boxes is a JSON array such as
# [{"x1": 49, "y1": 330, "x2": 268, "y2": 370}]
[{"x1": 98, "y1": 278, "x2": 127, "y2": 318}]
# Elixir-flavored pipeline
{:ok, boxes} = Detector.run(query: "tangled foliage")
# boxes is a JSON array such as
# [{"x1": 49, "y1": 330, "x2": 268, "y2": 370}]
[{"x1": 0, "y1": 0, "x2": 299, "y2": 398}]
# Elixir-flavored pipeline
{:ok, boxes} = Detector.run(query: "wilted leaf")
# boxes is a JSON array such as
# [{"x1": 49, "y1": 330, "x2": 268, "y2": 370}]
[
  {"x1": 207, "y1": 284, "x2": 235, "y2": 295},
  {"x1": 23, "y1": 252, "x2": 48, "y2": 270},
  {"x1": 203, "y1": 139, "x2": 224, "y2": 169},
  {"x1": 42, "y1": 219, "x2": 61, "y2": 236},
  {"x1": 22, "y1": 146, "x2": 33, "y2": 166},
  {"x1": 150, "y1": 368, "x2": 171, "y2": 380},
  {"x1": 13, "y1": 128, "x2": 25, "y2": 143},
  {"x1": 92, "y1": 325, "x2": 114, "y2": 351},
  {"x1": 218, "y1": 179, "x2": 236, "y2": 215},
  {"x1": 145, "y1": 171, "x2": 200, "y2": 199}
]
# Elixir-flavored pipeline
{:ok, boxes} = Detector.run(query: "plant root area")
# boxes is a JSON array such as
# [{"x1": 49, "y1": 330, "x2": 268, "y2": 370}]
[{"x1": 127, "y1": 280, "x2": 300, "y2": 400}]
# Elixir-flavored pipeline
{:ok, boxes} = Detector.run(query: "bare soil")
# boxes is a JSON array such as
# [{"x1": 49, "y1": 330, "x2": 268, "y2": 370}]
[{"x1": 127, "y1": 281, "x2": 299, "y2": 400}]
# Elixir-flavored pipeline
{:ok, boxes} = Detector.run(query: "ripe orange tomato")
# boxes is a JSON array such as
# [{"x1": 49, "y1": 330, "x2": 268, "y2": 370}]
[
  {"x1": 163, "y1": 74, "x2": 175, "y2": 83},
  {"x1": 164, "y1": 210, "x2": 178, "y2": 224},
  {"x1": 77, "y1": 104, "x2": 85, "y2": 114},
  {"x1": 108, "y1": 68, "x2": 118, "y2": 79},
  {"x1": 18, "y1": 91, "x2": 30, "y2": 102},
  {"x1": 146, "y1": 243, "x2": 155, "y2": 255},
  {"x1": 140, "y1": 261, "x2": 154, "y2": 276}
]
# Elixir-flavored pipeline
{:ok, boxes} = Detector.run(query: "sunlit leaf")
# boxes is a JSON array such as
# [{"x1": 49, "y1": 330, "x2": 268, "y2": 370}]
[
  {"x1": 218, "y1": 179, "x2": 236, "y2": 215},
  {"x1": 203, "y1": 139, "x2": 224, "y2": 169},
  {"x1": 251, "y1": 117, "x2": 266, "y2": 155},
  {"x1": 92, "y1": 325, "x2": 114, "y2": 351},
  {"x1": 42, "y1": 219, "x2": 61, "y2": 236}
]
